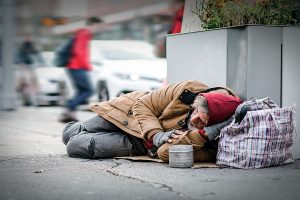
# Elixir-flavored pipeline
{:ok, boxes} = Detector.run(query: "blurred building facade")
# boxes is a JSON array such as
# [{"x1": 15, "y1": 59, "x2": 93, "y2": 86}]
[{"x1": 15, "y1": 0, "x2": 177, "y2": 51}]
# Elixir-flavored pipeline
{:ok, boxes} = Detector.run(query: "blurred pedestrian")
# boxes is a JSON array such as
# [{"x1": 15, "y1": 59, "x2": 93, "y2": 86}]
[
  {"x1": 16, "y1": 35, "x2": 44, "y2": 106},
  {"x1": 155, "y1": 0, "x2": 185, "y2": 58},
  {"x1": 169, "y1": 0, "x2": 185, "y2": 34},
  {"x1": 62, "y1": 80, "x2": 242, "y2": 163},
  {"x1": 59, "y1": 17, "x2": 102, "y2": 123}
]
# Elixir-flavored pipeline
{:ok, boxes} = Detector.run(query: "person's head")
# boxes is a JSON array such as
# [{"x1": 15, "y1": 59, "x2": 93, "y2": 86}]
[
  {"x1": 190, "y1": 90, "x2": 243, "y2": 129},
  {"x1": 85, "y1": 17, "x2": 102, "y2": 32},
  {"x1": 23, "y1": 34, "x2": 33, "y2": 42},
  {"x1": 190, "y1": 95, "x2": 209, "y2": 129},
  {"x1": 169, "y1": 0, "x2": 185, "y2": 13}
]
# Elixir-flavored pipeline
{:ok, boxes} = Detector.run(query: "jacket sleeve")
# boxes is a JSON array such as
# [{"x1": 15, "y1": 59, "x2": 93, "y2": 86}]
[{"x1": 132, "y1": 81, "x2": 208, "y2": 140}]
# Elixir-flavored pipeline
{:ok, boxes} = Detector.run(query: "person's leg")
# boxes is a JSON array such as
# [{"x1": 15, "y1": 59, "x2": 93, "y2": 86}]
[
  {"x1": 62, "y1": 115, "x2": 147, "y2": 159},
  {"x1": 188, "y1": 131, "x2": 216, "y2": 161},
  {"x1": 66, "y1": 131, "x2": 146, "y2": 159},
  {"x1": 62, "y1": 121, "x2": 85, "y2": 145},
  {"x1": 157, "y1": 130, "x2": 209, "y2": 163},
  {"x1": 59, "y1": 69, "x2": 93, "y2": 122},
  {"x1": 62, "y1": 115, "x2": 122, "y2": 144},
  {"x1": 158, "y1": 144, "x2": 215, "y2": 163},
  {"x1": 21, "y1": 66, "x2": 33, "y2": 106},
  {"x1": 67, "y1": 69, "x2": 93, "y2": 111},
  {"x1": 28, "y1": 66, "x2": 38, "y2": 106}
]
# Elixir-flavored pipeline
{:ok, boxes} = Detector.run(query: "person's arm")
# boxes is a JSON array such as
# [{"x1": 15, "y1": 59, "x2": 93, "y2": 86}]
[
  {"x1": 132, "y1": 80, "x2": 208, "y2": 140},
  {"x1": 199, "y1": 116, "x2": 234, "y2": 141}
]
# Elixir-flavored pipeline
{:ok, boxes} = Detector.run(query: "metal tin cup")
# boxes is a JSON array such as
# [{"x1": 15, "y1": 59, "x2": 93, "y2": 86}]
[{"x1": 169, "y1": 145, "x2": 194, "y2": 168}]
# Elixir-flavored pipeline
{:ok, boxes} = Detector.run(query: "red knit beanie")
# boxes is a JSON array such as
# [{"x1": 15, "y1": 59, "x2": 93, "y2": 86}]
[{"x1": 201, "y1": 93, "x2": 242, "y2": 126}]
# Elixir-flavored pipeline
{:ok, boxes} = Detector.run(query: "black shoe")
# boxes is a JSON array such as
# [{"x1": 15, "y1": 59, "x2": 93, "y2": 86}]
[{"x1": 59, "y1": 113, "x2": 78, "y2": 123}]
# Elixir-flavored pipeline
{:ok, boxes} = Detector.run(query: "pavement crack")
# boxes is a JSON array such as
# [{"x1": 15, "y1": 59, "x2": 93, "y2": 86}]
[
  {"x1": 104, "y1": 160, "x2": 123, "y2": 175},
  {"x1": 102, "y1": 160, "x2": 197, "y2": 200}
]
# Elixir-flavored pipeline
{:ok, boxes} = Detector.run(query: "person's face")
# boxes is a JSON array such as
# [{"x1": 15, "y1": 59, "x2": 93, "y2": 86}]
[{"x1": 190, "y1": 108, "x2": 209, "y2": 129}]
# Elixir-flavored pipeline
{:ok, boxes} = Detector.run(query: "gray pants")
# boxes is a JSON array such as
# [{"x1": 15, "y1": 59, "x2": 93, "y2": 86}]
[{"x1": 62, "y1": 115, "x2": 147, "y2": 159}]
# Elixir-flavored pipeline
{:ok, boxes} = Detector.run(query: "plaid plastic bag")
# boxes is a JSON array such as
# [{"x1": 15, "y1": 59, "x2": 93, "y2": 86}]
[{"x1": 217, "y1": 97, "x2": 295, "y2": 169}]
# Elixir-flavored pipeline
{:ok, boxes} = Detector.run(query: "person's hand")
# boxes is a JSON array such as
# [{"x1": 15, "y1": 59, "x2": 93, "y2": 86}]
[
  {"x1": 166, "y1": 130, "x2": 189, "y2": 143},
  {"x1": 188, "y1": 129, "x2": 202, "y2": 136},
  {"x1": 153, "y1": 130, "x2": 188, "y2": 147}
]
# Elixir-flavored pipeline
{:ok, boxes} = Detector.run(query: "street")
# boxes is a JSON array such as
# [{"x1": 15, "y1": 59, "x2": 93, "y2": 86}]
[{"x1": 0, "y1": 106, "x2": 300, "y2": 200}]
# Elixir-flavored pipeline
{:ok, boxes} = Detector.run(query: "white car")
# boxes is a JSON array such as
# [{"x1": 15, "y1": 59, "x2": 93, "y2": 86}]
[
  {"x1": 34, "y1": 41, "x2": 167, "y2": 106},
  {"x1": 34, "y1": 51, "x2": 66, "y2": 106},
  {"x1": 89, "y1": 40, "x2": 167, "y2": 102}
]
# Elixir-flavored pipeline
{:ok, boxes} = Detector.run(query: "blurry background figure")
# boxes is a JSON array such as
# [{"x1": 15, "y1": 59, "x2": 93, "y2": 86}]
[
  {"x1": 15, "y1": 35, "x2": 44, "y2": 106},
  {"x1": 155, "y1": 0, "x2": 185, "y2": 58},
  {"x1": 59, "y1": 17, "x2": 102, "y2": 123},
  {"x1": 169, "y1": 0, "x2": 185, "y2": 34}
]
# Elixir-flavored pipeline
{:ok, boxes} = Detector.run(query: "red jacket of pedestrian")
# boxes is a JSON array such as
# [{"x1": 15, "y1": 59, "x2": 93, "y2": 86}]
[
  {"x1": 170, "y1": 5, "x2": 184, "y2": 34},
  {"x1": 67, "y1": 28, "x2": 92, "y2": 71}
]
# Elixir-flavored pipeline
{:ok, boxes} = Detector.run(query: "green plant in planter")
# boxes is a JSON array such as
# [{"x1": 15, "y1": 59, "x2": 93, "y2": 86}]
[{"x1": 192, "y1": 0, "x2": 297, "y2": 30}]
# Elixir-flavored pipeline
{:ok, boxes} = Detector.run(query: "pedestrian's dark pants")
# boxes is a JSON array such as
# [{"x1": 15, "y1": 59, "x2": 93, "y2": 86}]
[
  {"x1": 67, "y1": 69, "x2": 94, "y2": 111},
  {"x1": 62, "y1": 115, "x2": 147, "y2": 159}
]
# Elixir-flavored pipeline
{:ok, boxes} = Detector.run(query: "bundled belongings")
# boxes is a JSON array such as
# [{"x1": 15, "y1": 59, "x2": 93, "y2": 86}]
[{"x1": 217, "y1": 97, "x2": 295, "y2": 169}]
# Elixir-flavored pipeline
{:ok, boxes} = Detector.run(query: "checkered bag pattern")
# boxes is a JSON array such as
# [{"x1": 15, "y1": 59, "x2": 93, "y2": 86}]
[
  {"x1": 217, "y1": 98, "x2": 295, "y2": 169},
  {"x1": 246, "y1": 97, "x2": 279, "y2": 110}
]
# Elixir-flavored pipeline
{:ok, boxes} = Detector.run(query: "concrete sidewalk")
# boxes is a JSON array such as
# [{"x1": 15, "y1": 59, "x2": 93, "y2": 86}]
[{"x1": 0, "y1": 107, "x2": 300, "y2": 200}]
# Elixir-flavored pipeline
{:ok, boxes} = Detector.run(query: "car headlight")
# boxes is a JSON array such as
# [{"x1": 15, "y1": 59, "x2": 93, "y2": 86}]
[{"x1": 114, "y1": 73, "x2": 140, "y2": 81}]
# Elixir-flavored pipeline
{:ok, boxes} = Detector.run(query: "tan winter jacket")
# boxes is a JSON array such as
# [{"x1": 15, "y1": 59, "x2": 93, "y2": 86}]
[{"x1": 90, "y1": 80, "x2": 234, "y2": 140}]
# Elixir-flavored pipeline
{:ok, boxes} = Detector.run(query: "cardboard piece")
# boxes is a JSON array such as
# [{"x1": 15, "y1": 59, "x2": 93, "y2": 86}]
[
  {"x1": 192, "y1": 162, "x2": 219, "y2": 169},
  {"x1": 114, "y1": 156, "x2": 218, "y2": 168}
]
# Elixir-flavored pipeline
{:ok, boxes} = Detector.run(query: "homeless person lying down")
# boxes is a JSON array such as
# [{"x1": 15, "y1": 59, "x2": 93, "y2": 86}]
[{"x1": 62, "y1": 80, "x2": 242, "y2": 163}]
